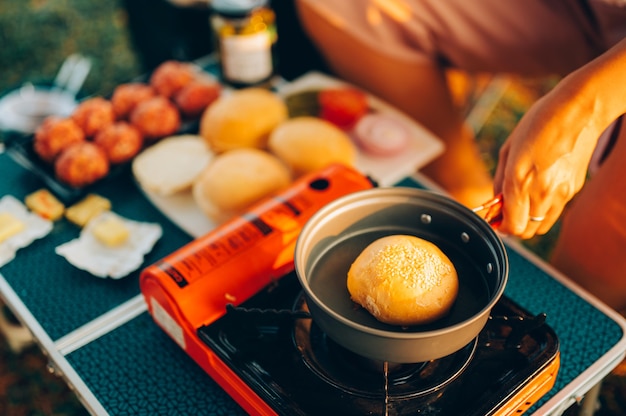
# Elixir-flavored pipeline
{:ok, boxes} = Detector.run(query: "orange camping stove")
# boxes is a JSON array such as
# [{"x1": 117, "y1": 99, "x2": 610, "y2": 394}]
[{"x1": 140, "y1": 163, "x2": 560, "y2": 416}]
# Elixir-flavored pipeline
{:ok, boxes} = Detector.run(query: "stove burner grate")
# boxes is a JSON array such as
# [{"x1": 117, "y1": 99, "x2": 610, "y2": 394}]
[{"x1": 292, "y1": 295, "x2": 477, "y2": 400}]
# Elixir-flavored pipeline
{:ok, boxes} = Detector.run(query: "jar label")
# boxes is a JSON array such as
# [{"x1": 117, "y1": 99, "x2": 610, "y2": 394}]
[{"x1": 221, "y1": 31, "x2": 273, "y2": 84}]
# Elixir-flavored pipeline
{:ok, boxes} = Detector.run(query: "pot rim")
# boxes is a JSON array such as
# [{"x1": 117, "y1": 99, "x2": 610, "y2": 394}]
[{"x1": 295, "y1": 187, "x2": 509, "y2": 339}]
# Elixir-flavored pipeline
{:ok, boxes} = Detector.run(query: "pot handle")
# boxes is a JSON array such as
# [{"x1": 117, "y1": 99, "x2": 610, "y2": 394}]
[{"x1": 472, "y1": 193, "x2": 503, "y2": 227}]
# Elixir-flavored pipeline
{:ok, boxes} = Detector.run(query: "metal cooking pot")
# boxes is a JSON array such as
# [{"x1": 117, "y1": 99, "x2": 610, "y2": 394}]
[{"x1": 294, "y1": 187, "x2": 508, "y2": 363}]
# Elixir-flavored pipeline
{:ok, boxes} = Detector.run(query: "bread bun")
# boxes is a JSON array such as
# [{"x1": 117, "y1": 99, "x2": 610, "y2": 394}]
[
  {"x1": 132, "y1": 134, "x2": 213, "y2": 196},
  {"x1": 34, "y1": 116, "x2": 86, "y2": 163},
  {"x1": 199, "y1": 88, "x2": 288, "y2": 152},
  {"x1": 110, "y1": 83, "x2": 157, "y2": 120},
  {"x1": 54, "y1": 142, "x2": 110, "y2": 188},
  {"x1": 174, "y1": 75, "x2": 221, "y2": 118},
  {"x1": 347, "y1": 235, "x2": 458, "y2": 326},
  {"x1": 192, "y1": 148, "x2": 291, "y2": 223},
  {"x1": 94, "y1": 121, "x2": 144, "y2": 164},
  {"x1": 149, "y1": 60, "x2": 198, "y2": 99},
  {"x1": 268, "y1": 116, "x2": 357, "y2": 177},
  {"x1": 130, "y1": 96, "x2": 181, "y2": 141},
  {"x1": 71, "y1": 97, "x2": 115, "y2": 138}
]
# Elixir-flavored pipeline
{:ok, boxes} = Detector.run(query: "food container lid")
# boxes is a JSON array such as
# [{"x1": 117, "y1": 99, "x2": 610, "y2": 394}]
[{"x1": 211, "y1": 0, "x2": 268, "y2": 18}]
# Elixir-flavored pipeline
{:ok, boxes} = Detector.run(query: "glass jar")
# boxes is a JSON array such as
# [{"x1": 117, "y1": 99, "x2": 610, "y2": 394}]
[{"x1": 210, "y1": 0, "x2": 277, "y2": 88}]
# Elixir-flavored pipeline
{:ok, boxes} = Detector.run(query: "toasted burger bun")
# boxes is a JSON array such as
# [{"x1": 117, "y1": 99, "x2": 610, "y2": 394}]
[
  {"x1": 132, "y1": 134, "x2": 214, "y2": 196},
  {"x1": 192, "y1": 148, "x2": 292, "y2": 223},
  {"x1": 268, "y1": 116, "x2": 357, "y2": 177},
  {"x1": 199, "y1": 88, "x2": 288, "y2": 152},
  {"x1": 347, "y1": 235, "x2": 459, "y2": 326}
]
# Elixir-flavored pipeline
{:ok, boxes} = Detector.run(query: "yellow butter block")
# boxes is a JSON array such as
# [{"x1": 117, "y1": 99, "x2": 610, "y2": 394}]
[
  {"x1": 24, "y1": 189, "x2": 65, "y2": 221},
  {"x1": 92, "y1": 216, "x2": 130, "y2": 247},
  {"x1": 65, "y1": 194, "x2": 112, "y2": 227},
  {"x1": 0, "y1": 212, "x2": 25, "y2": 243}
]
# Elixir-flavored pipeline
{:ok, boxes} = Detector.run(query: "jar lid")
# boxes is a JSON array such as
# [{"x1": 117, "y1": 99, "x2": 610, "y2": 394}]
[{"x1": 211, "y1": 0, "x2": 268, "y2": 18}]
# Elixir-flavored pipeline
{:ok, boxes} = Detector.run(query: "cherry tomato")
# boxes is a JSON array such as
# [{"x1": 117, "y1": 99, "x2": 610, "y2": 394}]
[{"x1": 318, "y1": 87, "x2": 368, "y2": 129}]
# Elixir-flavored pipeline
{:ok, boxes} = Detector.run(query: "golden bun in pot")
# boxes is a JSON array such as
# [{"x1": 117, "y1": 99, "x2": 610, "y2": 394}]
[
  {"x1": 199, "y1": 88, "x2": 288, "y2": 152},
  {"x1": 268, "y1": 116, "x2": 357, "y2": 177},
  {"x1": 192, "y1": 148, "x2": 291, "y2": 223},
  {"x1": 347, "y1": 234, "x2": 459, "y2": 326}
]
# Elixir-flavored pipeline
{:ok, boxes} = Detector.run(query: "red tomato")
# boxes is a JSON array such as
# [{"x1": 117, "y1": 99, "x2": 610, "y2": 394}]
[{"x1": 318, "y1": 88, "x2": 368, "y2": 129}]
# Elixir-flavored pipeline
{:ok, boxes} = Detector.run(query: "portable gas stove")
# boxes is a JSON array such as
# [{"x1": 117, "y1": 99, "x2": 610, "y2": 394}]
[
  {"x1": 199, "y1": 272, "x2": 559, "y2": 416},
  {"x1": 140, "y1": 164, "x2": 560, "y2": 416}
]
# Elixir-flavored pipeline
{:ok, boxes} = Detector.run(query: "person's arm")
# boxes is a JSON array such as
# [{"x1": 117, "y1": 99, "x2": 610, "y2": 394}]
[{"x1": 493, "y1": 38, "x2": 626, "y2": 238}]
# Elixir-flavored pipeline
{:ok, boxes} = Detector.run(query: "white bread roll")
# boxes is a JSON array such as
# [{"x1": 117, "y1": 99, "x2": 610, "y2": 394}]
[
  {"x1": 347, "y1": 235, "x2": 458, "y2": 326},
  {"x1": 192, "y1": 148, "x2": 291, "y2": 223},
  {"x1": 199, "y1": 88, "x2": 288, "y2": 152},
  {"x1": 132, "y1": 134, "x2": 213, "y2": 196},
  {"x1": 268, "y1": 116, "x2": 357, "y2": 177}
]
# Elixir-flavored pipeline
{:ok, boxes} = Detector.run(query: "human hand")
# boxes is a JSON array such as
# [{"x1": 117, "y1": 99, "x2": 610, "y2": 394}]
[
  {"x1": 493, "y1": 93, "x2": 599, "y2": 239},
  {"x1": 493, "y1": 40, "x2": 626, "y2": 239}
]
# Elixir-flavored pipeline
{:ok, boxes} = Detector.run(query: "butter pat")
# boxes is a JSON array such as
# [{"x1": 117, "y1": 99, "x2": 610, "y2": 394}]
[
  {"x1": 66, "y1": 194, "x2": 112, "y2": 227},
  {"x1": 91, "y1": 215, "x2": 130, "y2": 247},
  {"x1": 0, "y1": 212, "x2": 25, "y2": 243},
  {"x1": 25, "y1": 189, "x2": 65, "y2": 221}
]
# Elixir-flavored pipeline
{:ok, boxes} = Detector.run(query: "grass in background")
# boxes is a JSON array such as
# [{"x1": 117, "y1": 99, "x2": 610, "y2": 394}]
[{"x1": 0, "y1": 0, "x2": 141, "y2": 97}]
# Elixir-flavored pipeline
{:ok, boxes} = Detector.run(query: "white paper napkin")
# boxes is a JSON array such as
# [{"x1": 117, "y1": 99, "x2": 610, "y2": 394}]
[
  {"x1": 0, "y1": 195, "x2": 53, "y2": 267},
  {"x1": 55, "y1": 211, "x2": 162, "y2": 279}
]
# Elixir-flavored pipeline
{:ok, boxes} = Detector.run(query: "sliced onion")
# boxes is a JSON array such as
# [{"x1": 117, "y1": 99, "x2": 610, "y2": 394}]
[{"x1": 353, "y1": 113, "x2": 410, "y2": 156}]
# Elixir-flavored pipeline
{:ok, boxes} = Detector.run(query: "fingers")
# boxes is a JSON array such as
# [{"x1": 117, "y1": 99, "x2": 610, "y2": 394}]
[
  {"x1": 532, "y1": 206, "x2": 560, "y2": 236},
  {"x1": 493, "y1": 141, "x2": 510, "y2": 195},
  {"x1": 523, "y1": 185, "x2": 554, "y2": 237},
  {"x1": 498, "y1": 175, "x2": 568, "y2": 239},
  {"x1": 526, "y1": 181, "x2": 570, "y2": 236},
  {"x1": 521, "y1": 205, "x2": 558, "y2": 238}
]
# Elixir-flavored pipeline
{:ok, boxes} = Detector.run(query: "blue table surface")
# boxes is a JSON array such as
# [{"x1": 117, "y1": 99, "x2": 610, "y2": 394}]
[{"x1": 0, "y1": 146, "x2": 623, "y2": 415}]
